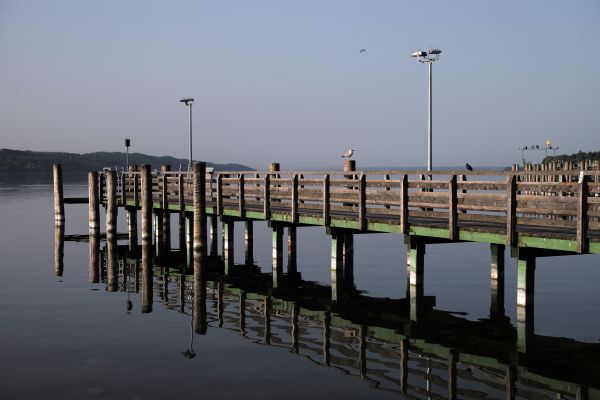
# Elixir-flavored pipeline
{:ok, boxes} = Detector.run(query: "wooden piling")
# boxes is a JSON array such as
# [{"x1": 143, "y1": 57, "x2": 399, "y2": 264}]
[
  {"x1": 272, "y1": 223, "x2": 283, "y2": 287},
  {"x1": 408, "y1": 237, "x2": 425, "y2": 321},
  {"x1": 88, "y1": 171, "x2": 99, "y2": 231},
  {"x1": 287, "y1": 226, "x2": 297, "y2": 274},
  {"x1": 178, "y1": 173, "x2": 186, "y2": 251},
  {"x1": 210, "y1": 215, "x2": 219, "y2": 258},
  {"x1": 193, "y1": 162, "x2": 207, "y2": 257},
  {"x1": 517, "y1": 250, "x2": 535, "y2": 353},
  {"x1": 140, "y1": 165, "x2": 152, "y2": 243},
  {"x1": 53, "y1": 164, "x2": 65, "y2": 225},
  {"x1": 106, "y1": 233, "x2": 118, "y2": 292},
  {"x1": 448, "y1": 349, "x2": 458, "y2": 400},
  {"x1": 106, "y1": 170, "x2": 117, "y2": 236},
  {"x1": 222, "y1": 218, "x2": 234, "y2": 273},
  {"x1": 330, "y1": 229, "x2": 344, "y2": 303}
]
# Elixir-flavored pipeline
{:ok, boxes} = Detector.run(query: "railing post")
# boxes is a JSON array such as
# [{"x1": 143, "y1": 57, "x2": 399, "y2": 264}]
[
  {"x1": 53, "y1": 164, "x2": 65, "y2": 225},
  {"x1": 216, "y1": 173, "x2": 223, "y2": 216},
  {"x1": 323, "y1": 174, "x2": 330, "y2": 226},
  {"x1": 577, "y1": 173, "x2": 589, "y2": 253},
  {"x1": 358, "y1": 173, "x2": 366, "y2": 230},
  {"x1": 292, "y1": 174, "x2": 299, "y2": 224},
  {"x1": 448, "y1": 175, "x2": 457, "y2": 240},
  {"x1": 264, "y1": 174, "x2": 270, "y2": 218},
  {"x1": 141, "y1": 165, "x2": 152, "y2": 243},
  {"x1": 161, "y1": 165, "x2": 171, "y2": 252},
  {"x1": 506, "y1": 175, "x2": 517, "y2": 246},
  {"x1": 133, "y1": 168, "x2": 139, "y2": 207},
  {"x1": 239, "y1": 173, "x2": 245, "y2": 218},
  {"x1": 400, "y1": 174, "x2": 408, "y2": 234},
  {"x1": 178, "y1": 173, "x2": 185, "y2": 251},
  {"x1": 384, "y1": 174, "x2": 391, "y2": 209}
]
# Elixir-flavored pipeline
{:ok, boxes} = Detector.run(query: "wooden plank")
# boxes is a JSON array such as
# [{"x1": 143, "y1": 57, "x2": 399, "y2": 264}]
[
  {"x1": 64, "y1": 197, "x2": 89, "y2": 204},
  {"x1": 507, "y1": 175, "x2": 517, "y2": 246},
  {"x1": 458, "y1": 181, "x2": 505, "y2": 191},
  {"x1": 518, "y1": 217, "x2": 576, "y2": 229},
  {"x1": 577, "y1": 174, "x2": 588, "y2": 253},
  {"x1": 449, "y1": 175, "x2": 458, "y2": 240}
]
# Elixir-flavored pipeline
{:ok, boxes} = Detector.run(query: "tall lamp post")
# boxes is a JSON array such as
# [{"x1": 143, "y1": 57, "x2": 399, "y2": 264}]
[
  {"x1": 180, "y1": 98, "x2": 194, "y2": 170},
  {"x1": 411, "y1": 48, "x2": 442, "y2": 173},
  {"x1": 125, "y1": 138, "x2": 131, "y2": 167}
]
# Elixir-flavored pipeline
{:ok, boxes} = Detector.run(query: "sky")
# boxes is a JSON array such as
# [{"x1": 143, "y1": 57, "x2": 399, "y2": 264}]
[{"x1": 1, "y1": 0, "x2": 599, "y2": 169}]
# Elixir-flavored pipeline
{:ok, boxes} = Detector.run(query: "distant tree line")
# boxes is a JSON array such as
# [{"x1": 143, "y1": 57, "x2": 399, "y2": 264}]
[
  {"x1": 543, "y1": 150, "x2": 600, "y2": 164},
  {"x1": 0, "y1": 148, "x2": 253, "y2": 173}
]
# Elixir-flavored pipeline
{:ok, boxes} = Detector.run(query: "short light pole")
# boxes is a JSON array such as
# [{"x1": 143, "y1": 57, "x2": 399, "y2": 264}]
[
  {"x1": 125, "y1": 138, "x2": 131, "y2": 167},
  {"x1": 180, "y1": 98, "x2": 194, "y2": 170},
  {"x1": 411, "y1": 48, "x2": 442, "y2": 173}
]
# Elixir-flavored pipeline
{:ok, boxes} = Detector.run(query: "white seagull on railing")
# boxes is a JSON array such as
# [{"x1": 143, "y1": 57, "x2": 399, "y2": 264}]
[{"x1": 341, "y1": 149, "x2": 355, "y2": 158}]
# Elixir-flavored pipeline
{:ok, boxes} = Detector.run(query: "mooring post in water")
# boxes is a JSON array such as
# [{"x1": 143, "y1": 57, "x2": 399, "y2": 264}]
[
  {"x1": 125, "y1": 166, "x2": 138, "y2": 249},
  {"x1": 222, "y1": 218, "x2": 234, "y2": 274},
  {"x1": 53, "y1": 164, "x2": 65, "y2": 225},
  {"x1": 88, "y1": 171, "x2": 100, "y2": 232},
  {"x1": 490, "y1": 244, "x2": 506, "y2": 317},
  {"x1": 271, "y1": 222, "x2": 284, "y2": 288},
  {"x1": 210, "y1": 215, "x2": 219, "y2": 258},
  {"x1": 330, "y1": 229, "x2": 344, "y2": 304},
  {"x1": 106, "y1": 170, "x2": 117, "y2": 236},
  {"x1": 287, "y1": 226, "x2": 296, "y2": 275},
  {"x1": 245, "y1": 220, "x2": 254, "y2": 266},
  {"x1": 54, "y1": 224, "x2": 65, "y2": 276},
  {"x1": 161, "y1": 164, "x2": 171, "y2": 252},
  {"x1": 516, "y1": 249, "x2": 535, "y2": 353},
  {"x1": 408, "y1": 236, "x2": 425, "y2": 322}
]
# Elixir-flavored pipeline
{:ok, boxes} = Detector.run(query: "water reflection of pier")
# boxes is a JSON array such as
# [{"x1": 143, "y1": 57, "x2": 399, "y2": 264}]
[{"x1": 54, "y1": 231, "x2": 600, "y2": 400}]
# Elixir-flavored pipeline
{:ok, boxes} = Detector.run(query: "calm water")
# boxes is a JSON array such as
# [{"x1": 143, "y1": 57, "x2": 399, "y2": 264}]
[{"x1": 1, "y1": 182, "x2": 599, "y2": 399}]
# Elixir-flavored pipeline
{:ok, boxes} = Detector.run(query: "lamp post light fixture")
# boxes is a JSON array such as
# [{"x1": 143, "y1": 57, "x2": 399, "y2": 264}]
[
  {"x1": 125, "y1": 138, "x2": 131, "y2": 167},
  {"x1": 411, "y1": 48, "x2": 442, "y2": 173},
  {"x1": 180, "y1": 97, "x2": 194, "y2": 171}
]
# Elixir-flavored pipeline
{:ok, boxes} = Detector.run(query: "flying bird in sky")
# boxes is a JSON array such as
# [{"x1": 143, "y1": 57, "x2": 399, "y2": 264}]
[
  {"x1": 359, "y1": 49, "x2": 366, "y2": 54},
  {"x1": 341, "y1": 149, "x2": 355, "y2": 158}
]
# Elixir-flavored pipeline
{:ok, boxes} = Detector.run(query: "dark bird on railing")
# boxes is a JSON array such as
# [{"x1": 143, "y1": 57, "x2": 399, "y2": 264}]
[
  {"x1": 359, "y1": 49, "x2": 367, "y2": 54},
  {"x1": 465, "y1": 163, "x2": 473, "y2": 171}
]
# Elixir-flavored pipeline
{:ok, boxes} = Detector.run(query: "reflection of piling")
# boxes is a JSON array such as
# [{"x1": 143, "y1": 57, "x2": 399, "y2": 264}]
[
  {"x1": 106, "y1": 170, "x2": 117, "y2": 236},
  {"x1": 88, "y1": 172, "x2": 99, "y2": 232},
  {"x1": 140, "y1": 164, "x2": 153, "y2": 313},
  {"x1": 271, "y1": 223, "x2": 283, "y2": 287},
  {"x1": 53, "y1": 164, "x2": 65, "y2": 225},
  {"x1": 106, "y1": 233, "x2": 118, "y2": 292},
  {"x1": 517, "y1": 250, "x2": 535, "y2": 353},
  {"x1": 223, "y1": 218, "x2": 235, "y2": 273},
  {"x1": 161, "y1": 165, "x2": 171, "y2": 252},
  {"x1": 193, "y1": 254, "x2": 207, "y2": 334},
  {"x1": 245, "y1": 221, "x2": 254, "y2": 266},
  {"x1": 54, "y1": 224, "x2": 65, "y2": 276},
  {"x1": 88, "y1": 231, "x2": 100, "y2": 283}
]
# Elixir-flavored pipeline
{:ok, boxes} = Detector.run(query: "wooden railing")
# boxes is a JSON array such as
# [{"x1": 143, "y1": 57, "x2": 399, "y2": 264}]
[{"x1": 99, "y1": 168, "x2": 600, "y2": 251}]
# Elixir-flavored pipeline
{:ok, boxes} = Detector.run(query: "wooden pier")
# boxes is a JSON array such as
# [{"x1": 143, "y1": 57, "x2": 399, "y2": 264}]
[{"x1": 53, "y1": 160, "x2": 600, "y2": 354}]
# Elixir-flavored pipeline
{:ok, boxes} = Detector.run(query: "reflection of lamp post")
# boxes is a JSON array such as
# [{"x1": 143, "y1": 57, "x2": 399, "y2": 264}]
[
  {"x1": 125, "y1": 138, "x2": 131, "y2": 167},
  {"x1": 182, "y1": 299, "x2": 196, "y2": 359},
  {"x1": 411, "y1": 48, "x2": 442, "y2": 173},
  {"x1": 179, "y1": 98, "x2": 194, "y2": 171}
]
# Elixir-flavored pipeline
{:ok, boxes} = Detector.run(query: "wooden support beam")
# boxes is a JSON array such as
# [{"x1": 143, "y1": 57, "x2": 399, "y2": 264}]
[
  {"x1": 490, "y1": 244, "x2": 505, "y2": 317},
  {"x1": 210, "y1": 215, "x2": 219, "y2": 258},
  {"x1": 272, "y1": 224, "x2": 283, "y2": 287},
  {"x1": 291, "y1": 174, "x2": 299, "y2": 223},
  {"x1": 323, "y1": 174, "x2": 330, "y2": 226},
  {"x1": 358, "y1": 173, "x2": 366, "y2": 230},
  {"x1": 216, "y1": 173, "x2": 223, "y2": 215},
  {"x1": 330, "y1": 229, "x2": 344, "y2": 304},
  {"x1": 506, "y1": 175, "x2": 517, "y2": 246},
  {"x1": 517, "y1": 249, "x2": 535, "y2": 354},
  {"x1": 245, "y1": 220, "x2": 253, "y2": 266},
  {"x1": 53, "y1": 164, "x2": 65, "y2": 225},
  {"x1": 178, "y1": 173, "x2": 185, "y2": 252},
  {"x1": 140, "y1": 165, "x2": 152, "y2": 243},
  {"x1": 408, "y1": 236, "x2": 425, "y2": 322},
  {"x1": 448, "y1": 175, "x2": 458, "y2": 240},
  {"x1": 161, "y1": 165, "x2": 171, "y2": 252},
  {"x1": 264, "y1": 174, "x2": 271, "y2": 218},
  {"x1": 400, "y1": 174, "x2": 408, "y2": 234},
  {"x1": 577, "y1": 173, "x2": 588, "y2": 253},
  {"x1": 238, "y1": 173, "x2": 245, "y2": 217},
  {"x1": 287, "y1": 226, "x2": 297, "y2": 274},
  {"x1": 132, "y1": 165, "x2": 139, "y2": 207}
]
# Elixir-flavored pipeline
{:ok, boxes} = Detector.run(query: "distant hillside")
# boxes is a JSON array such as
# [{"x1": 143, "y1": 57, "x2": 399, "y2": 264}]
[
  {"x1": 543, "y1": 150, "x2": 600, "y2": 164},
  {"x1": 0, "y1": 149, "x2": 253, "y2": 173}
]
